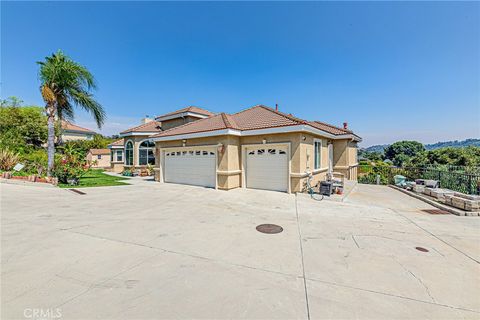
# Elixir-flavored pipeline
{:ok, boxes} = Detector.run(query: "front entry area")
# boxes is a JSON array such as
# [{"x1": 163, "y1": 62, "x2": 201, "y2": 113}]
[
  {"x1": 245, "y1": 146, "x2": 289, "y2": 192},
  {"x1": 164, "y1": 148, "x2": 216, "y2": 188}
]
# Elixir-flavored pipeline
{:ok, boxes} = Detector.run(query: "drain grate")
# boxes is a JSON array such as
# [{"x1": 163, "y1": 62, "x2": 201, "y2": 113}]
[
  {"x1": 69, "y1": 189, "x2": 86, "y2": 195},
  {"x1": 256, "y1": 224, "x2": 283, "y2": 234},
  {"x1": 415, "y1": 246, "x2": 429, "y2": 252},
  {"x1": 421, "y1": 209, "x2": 450, "y2": 215}
]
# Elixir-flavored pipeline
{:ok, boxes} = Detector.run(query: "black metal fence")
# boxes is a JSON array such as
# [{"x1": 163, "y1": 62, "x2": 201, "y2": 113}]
[{"x1": 358, "y1": 165, "x2": 480, "y2": 195}]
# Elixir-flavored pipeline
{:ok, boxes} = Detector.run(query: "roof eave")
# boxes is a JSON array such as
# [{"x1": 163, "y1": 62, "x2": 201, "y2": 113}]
[{"x1": 155, "y1": 111, "x2": 211, "y2": 122}]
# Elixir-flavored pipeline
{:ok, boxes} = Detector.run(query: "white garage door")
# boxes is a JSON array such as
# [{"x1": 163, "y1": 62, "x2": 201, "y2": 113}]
[
  {"x1": 164, "y1": 149, "x2": 216, "y2": 188},
  {"x1": 246, "y1": 146, "x2": 288, "y2": 192}
]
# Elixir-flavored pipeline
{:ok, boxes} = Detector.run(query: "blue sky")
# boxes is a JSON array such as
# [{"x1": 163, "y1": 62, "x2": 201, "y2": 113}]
[{"x1": 2, "y1": 1, "x2": 479, "y2": 146}]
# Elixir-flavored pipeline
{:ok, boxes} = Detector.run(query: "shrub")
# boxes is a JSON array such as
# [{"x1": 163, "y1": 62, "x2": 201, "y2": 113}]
[
  {"x1": 53, "y1": 148, "x2": 91, "y2": 185},
  {"x1": 0, "y1": 149, "x2": 20, "y2": 171},
  {"x1": 358, "y1": 172, "x2": 389, "y2": 185},
  {"x1": 21, "y1": 149, "x2": 48, "y2": 176}
]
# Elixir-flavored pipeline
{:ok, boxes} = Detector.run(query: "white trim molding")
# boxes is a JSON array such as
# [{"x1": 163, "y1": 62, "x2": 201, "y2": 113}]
[
  {"x1": 217, "y1": 170, "x2": 242, "y2": 176},
  {"x1": 120, "y1": 131, "x2": 160, "y2": 137},
  {"x1": 156, "y1": 111, "x2": 210, "y2": 122},
  {"x1": 151, "y1": 124, "x2": 361, "y2": 142}
]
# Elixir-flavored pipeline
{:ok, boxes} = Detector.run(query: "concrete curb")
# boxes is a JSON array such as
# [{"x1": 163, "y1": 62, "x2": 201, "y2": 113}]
[
  {"x1": 388, "y1": 185, "x2": 479, "y2": 217},
  {"x1": 0, "y1": 178, "x2": 56, "y2": 188}
]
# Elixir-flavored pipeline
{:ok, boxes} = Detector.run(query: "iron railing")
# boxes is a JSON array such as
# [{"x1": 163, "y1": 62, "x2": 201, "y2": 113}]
[{"x1": 358, "y1": 165, "x2": 480, "y2": 195}]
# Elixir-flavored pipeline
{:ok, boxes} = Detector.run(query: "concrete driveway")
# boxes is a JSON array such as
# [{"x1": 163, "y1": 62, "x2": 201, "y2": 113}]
[{"x1": 1, "y1": 182, "x2": 479, "y2": 319}]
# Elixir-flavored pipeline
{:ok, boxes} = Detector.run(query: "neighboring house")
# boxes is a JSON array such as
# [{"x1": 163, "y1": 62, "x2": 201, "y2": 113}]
[
  {"x1": 150, "y1": 105, "x2": 361, "y2": 193},
  {"x1": 86, "y1": 149, "x2": 111, "y2": 168},
  {"x1": 61, "y1": 120, "x2": 96, "y2": 141},
  {"x1": 107, "y1": 138, "x2": 125, "y2": 173},
  {"x1": 111, "y1": 107, "x2": 214, "y2": 173}
]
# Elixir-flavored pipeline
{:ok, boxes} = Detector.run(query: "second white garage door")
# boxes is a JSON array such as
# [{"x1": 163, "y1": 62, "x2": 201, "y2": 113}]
[
  {"x1": 164, "y1": 149, "x2": 216, "y2": 188},
  {"x1": 246, "y1": 146, "x2": 288, "y2": 192}
]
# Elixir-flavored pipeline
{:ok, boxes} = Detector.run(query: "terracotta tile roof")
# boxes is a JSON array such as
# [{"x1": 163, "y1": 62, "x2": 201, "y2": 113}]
[
  {"x1": 151, "y1": 105, "x2": 359, "y2": 139},
  {"x1": 151, "y1": 113, "x2": 230, "y2": 137},
  {"x1": 231, "y1": 105, "x2": 305, "y2": 130},
  {"x1": 108, "y1": 138, "x2": 124, "y2": 147},
  {"x1": 156, "y1": 106, "x2": 215, "y2": 119},
  {"x1": 307, "y1": 121, "x2": 351, "y2": 135},
  {"x1": 120, "y1": 121, "x2": 162, "y2": 134},
  {"x1": 89, "y1": 148, "x2": 110, "y2": 155},
  {"x1": 61, "y1": 120, "x2": 96, "y2": 134}
]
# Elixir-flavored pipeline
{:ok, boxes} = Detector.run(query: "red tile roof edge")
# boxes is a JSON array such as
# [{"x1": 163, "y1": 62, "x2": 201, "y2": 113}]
[{"x1": 120, "y1": 121, "x2": 162, "y2": 134}]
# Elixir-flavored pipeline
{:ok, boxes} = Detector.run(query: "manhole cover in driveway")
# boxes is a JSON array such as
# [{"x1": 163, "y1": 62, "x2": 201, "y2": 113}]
[
  {"x1": 415, "y1": 247, "x2": 429, "y2": 252},
  {"x1": 256, "y1": 224, "x2": 283, "y2": 234}
]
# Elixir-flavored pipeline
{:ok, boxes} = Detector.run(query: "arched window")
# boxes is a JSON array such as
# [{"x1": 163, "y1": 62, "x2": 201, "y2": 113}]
[
  {"x1": 139, "y1": 140, "x2": 155, "y2": 165},
  {"x1": 125, "y1": 141, "x2": 133, "y2": 165}
]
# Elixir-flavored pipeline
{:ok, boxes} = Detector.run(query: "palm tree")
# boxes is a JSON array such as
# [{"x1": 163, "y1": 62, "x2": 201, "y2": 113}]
[{"x1": 38, "y1": 50, "x2": 105, "y2": 176}]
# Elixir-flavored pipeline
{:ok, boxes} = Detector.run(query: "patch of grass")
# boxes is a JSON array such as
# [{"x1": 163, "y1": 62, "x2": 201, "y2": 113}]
[{"x1": 58, "y1": 169, "x2": 130, "y2": 188}]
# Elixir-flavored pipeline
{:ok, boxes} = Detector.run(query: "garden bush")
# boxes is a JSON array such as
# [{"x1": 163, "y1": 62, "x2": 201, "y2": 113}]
[{"x1": 0, "y1": 149, "x2": 20, "y2": 171}]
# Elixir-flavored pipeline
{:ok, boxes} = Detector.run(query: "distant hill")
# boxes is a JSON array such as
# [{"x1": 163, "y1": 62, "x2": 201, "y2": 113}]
[
  {"x1": 363, "y1": 139, "x2": 480, "y2": 153},
  {"x1": 424, "y1": 139, "x2": 480, "y2": 150},
  {"x1": 363, "y1": 144, "x2": 388, "y2": 153}
]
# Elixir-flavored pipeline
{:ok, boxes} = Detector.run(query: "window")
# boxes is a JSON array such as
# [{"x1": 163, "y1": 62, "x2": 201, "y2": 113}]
[
  {"x1": 139, "y1": 140, "x2": 155, "y2": 165},
  {"x1": 97, "y1": 155, "x2": 102, "y2": 160},
  {"x1": 116, "y1": 150, "x2": 123, "y2": 162},
  {"x1": 110, "y1": 151, "x2": 114, "y2": 162},
  {"x1": 314, "y1": 140, "x2": 322, "y2": 169},
  {"x1": 125, "y1": 141, "x2": 133, "y2": 165}
]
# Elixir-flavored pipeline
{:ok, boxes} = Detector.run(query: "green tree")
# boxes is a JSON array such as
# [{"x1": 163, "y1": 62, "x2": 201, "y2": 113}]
[
  {"x1": 38, "y1": 50, "x2": 105, "y2": 176},
  {"x1": 1, "y1": 96, "x2": 24, "y2": 107},
  {"x1": 384, "y1": 141, "x2": 425, "y2": 166},
  {"x1": 60, "y1": 134, "x2": 114, "y2": 159},
  {"x1": 0, "y1": 105, "x2": 48, "y2": 153}
]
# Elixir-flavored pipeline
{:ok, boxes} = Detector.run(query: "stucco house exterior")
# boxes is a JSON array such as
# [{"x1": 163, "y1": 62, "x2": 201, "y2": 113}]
[
  {"x1": 61, "y1": 120, "x2": 96, "y2": 141},
  {"x1": 150, "y1": 105, "x2": 361, "y2": 193},
  {"x1": 86, "y1": 149, "x2": 111, "y2": 168},
  {"x1": 107, "y1": 138, "x2": 125, "y2": 173},
  {"x1": 109, "y1": 107, "x2": 214, "y2": 173}
]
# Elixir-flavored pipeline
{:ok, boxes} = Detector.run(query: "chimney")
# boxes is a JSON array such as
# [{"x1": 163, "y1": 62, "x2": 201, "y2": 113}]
[
  {"x1": 142, "y1": 115, "x2": 153, "y2": 124},
  {"x1": 275, "y1": 104, "x2": 278, "y2": 111},
  {"x1": 343, "y1": 122, "x2": 348, "y2": 130}
]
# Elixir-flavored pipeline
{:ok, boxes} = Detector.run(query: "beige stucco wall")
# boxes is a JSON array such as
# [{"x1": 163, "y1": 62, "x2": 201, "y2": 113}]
[
  {"x1": 123, "y1": 135, "x2": 152, "y2": 167},
  {"x1": 332, "y1": 139, "x2": 359, "y2": 180},
  {"x1": 161, "y1": 116, "x2": 200, "y2": 131},
  {"x1": 62, "y1": 132, "x2": 94, "y2": 142},
  {"x1": 154, "y1": 131, "x2": 359, "y2": 193},
  {"x1": 298, "y1": 134, "x2": 330, "y2": 191},
  {"x1": 86, "y1": 153, "x2": 110, "y2": 168}
]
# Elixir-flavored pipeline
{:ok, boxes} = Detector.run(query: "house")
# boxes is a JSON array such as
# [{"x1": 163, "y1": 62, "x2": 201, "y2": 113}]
[
  {"x1": 109, "y1": 107, "x2": 215, "y2": 173},
  {"x1": 61, "y1": 120, "x2": 96, "y2": 141},
  {"x1": 86, "y1": 149, "x2": 111, "y2": 168},
  {"x1": 150, "y1": 105, "x2": 361, "y2": 193},
  {"x1": 107, "y1": 138, "x2": 125, "y2": 173}
]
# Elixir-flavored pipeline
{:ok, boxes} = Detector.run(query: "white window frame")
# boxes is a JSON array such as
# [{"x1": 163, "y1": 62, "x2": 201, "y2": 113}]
[
  {"x1": 138, "y1": 139, "x2": 155, "y2": 166},
  {"x1": 116, "y1": 150, "x2": 123, "y2": 162},
  {"x1": 125, "y1": 140, "x2": 134, "y2": 165},
  {"x1": 314, "y1": 139, "x2": 322, "y2": 170}
]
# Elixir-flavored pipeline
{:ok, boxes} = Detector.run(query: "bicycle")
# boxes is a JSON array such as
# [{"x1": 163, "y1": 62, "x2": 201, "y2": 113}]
[{"x1": 306, "y1": 171, "x2": 324, "y2": 201}]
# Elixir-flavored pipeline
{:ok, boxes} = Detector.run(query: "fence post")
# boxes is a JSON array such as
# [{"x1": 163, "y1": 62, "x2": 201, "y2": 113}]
[
  {"x1": 438, "y1": 171, "x2": 441, "y2": 188},
  {"x1": 468, "y1": 175, "x2": 473, "y2": 195}
]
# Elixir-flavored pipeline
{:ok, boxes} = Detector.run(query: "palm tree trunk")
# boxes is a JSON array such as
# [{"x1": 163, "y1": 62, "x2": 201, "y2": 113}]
[{"x1": 47, "y1": 107, "x2": 56, "y2": 177}]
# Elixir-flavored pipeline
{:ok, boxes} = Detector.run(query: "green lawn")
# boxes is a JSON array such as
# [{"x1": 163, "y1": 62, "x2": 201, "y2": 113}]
[{"x1": 58, "y1": 169, "x2": 130, "y2": 188}]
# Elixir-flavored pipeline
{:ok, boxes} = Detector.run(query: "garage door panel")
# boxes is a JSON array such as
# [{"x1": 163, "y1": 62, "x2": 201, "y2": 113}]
[
  {"x1": 164, "y1": 150, "x2": 216, "y2": 188},
  {"x1": 246, "y1": 147, "x2": 288, "y2": 192}
]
